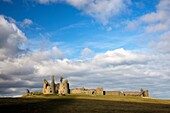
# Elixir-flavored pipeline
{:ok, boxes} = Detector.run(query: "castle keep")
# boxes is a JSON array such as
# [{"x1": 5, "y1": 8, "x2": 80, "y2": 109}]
[
  {"x1": 43, "y1": 76, "x2": 149, "y2": 97},
  {"x1": 43, "y1": 75, "x2": 69, "y2": 95}
]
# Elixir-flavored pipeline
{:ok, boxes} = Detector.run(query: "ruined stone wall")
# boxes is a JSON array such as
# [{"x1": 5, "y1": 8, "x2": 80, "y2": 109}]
[
  {"x1": 70, "y1": 88, "x2": 95, "y2": 95},
  {"x1": 43, "y1": 79, "x2": 51, "y2": 94},
  {"x1": 58, "y1": 80, "x2": 70, "y2": 95},
  {"x1": 58, "y1": 82, "x2": 64, "y2": 94},
  {"x1": 85, "y1": 89, "x2": 94, "y2": 95},
  {"x1": 123, "y1": 92, "x2": 142, "y2": 96},
  {"x1": 70, "y1": 88, "x2": 82, "y2": 94},
  {"x1": 42, "y1": 76, "x2": 149, "y2": 97},
  {"x1": 43, "y1": 77, "x2": 58, "y2": 94},
  {"x1": 50, "y1": 75, "x2": 55, "y2": 94},
  {"x1": 105, "y1": 91, "x2": 121, "y2": 96},
  {"x1": 70, "y1": 88, "x2": 86, "y2": 94},
  {"x1": 43, "y1": 85, "x2": 51, "y2": 94},
  {"x1": 143, "y1": 90, "x2": 149, "y2": 97},
  {"x1": 71, "y1": 88, "x2": 104, "y2": 95},
  {"x1": 55, "y1": 83, "x2": 60, "y2": 93},
  {"x1": 96, "y1": 88, "x2": 104, "y2": 95}
]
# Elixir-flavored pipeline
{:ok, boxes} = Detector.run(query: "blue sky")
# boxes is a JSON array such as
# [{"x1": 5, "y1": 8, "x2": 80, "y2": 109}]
[
  {"x1": 0, "y1": 0, "x2": 158, "y2": 53},
  {"x1": 0, "y1": 0, "x2": 170, "y2": 99}
]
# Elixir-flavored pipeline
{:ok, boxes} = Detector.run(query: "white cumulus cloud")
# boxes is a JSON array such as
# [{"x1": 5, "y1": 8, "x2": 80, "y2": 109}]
[
  {"x1": 126, "y1": 0, "x2": 170, "y2": 33},
  {"x1": 36, "y1": 0, "x2": 130, "y2": 25},
  {"x1": 0, "y1": 15, "x2": 27, "y2": 60}
]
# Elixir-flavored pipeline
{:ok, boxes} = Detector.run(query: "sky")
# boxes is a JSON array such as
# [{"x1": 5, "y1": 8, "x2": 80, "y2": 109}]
[{"x1": 0, "y1": 0, "x2": 170, "y2": 99}]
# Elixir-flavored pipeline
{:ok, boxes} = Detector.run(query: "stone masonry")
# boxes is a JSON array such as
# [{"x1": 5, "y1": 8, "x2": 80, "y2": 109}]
[
  {"x1": 42, "y1": 75, "x2": 149, "y2": 97},
  {"x1": 43, "y1": 75, "x2": 69, "y2": 95}
]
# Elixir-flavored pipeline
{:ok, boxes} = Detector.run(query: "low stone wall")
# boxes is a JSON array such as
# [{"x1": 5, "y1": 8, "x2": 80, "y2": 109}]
[
  {"x1": 70, "y1": 88, "x2": 94, "y2": 95},
  {"x1": 96, "y1": 88, "x2": 104, "y2": 95},
  {"x1": 123, "y1": 92, "x2": 142, "y2": 96},
  {"x1": 70, "y1": 88, "x2": 81, "y2": 94},
  {"x1": 70, "y1": 88, "x2": 104, "y2": 95},
  {"x1": 105, "y1": 91, "x2": 121, "y2": 96}
]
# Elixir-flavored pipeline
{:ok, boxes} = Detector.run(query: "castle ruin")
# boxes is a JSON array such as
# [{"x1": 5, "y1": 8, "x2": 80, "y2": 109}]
[
  {"x1": 43, "y1": 75, "x2": 69, "y2": 95},
  {"x1": 42, "y1": 75, "x2": 149, "y2": 97}
]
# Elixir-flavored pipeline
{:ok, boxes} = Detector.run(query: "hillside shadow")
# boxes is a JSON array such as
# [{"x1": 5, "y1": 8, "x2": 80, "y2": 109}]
[{"x1": 0, "y1": 97, "x2": 170, "y2": 113}]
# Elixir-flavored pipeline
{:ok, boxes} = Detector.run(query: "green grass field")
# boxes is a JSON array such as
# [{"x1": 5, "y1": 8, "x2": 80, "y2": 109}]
[{"x1": 0, "y1": 95, "x2": 170, "y2": 113}]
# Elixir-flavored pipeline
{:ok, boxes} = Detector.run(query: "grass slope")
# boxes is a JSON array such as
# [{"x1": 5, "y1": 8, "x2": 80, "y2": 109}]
[{"x1": 0, "y1": 95, "x2": 170, "y2": 113}]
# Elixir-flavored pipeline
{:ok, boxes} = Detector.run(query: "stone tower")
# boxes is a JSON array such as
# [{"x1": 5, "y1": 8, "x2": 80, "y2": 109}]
[
  {"x1": 143, "y1": 90, "x2": 149, "y2": 97},
  {"x1": 50, "y1": 75, "x2": 55, "y2": 94},
  {"x1": 43, "y1": 79, "x2": 51, "y2": 94},
  {"x1": 42, "y1": 75, "x2": 70, "y2": 95},
  {"x1": 58, "y1": 76, "x2": 69, "y2": 95}
]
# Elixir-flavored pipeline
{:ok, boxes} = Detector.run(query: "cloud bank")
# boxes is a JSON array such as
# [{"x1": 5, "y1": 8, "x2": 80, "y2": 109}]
[{"x1": 0, "y1": 15, "x2": 27, "y2": 60}]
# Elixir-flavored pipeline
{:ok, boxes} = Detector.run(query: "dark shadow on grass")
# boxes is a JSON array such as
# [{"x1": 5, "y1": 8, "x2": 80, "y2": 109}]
[{"x1": 0, "y1": 97, "x2": 170, "y2": 113}]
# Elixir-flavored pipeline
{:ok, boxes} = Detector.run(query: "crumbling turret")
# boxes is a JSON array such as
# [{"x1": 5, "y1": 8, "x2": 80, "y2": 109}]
[
  {"x1": 50, "y1": 75, "x2": 55, "y2": 94},
  {"x1": 60, "y1": 76, "x2": 63, "y2": 83},
  {"x1": 43, "y1": 79, "x2": 50, "y2": 94},
  {"x1": 42, "y1": 75, "x2": 70, "y2": 95},
  {"x1": 58, "y1": 76, "x2": 69, "y2": 95},
  {"x1": 143, "y1": 90, "x2": 149, "y2": 97}
]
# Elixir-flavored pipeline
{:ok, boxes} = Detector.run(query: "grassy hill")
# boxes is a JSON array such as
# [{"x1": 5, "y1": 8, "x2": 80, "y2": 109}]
[{"x1": 0, "y1": 94, "x2": 170, "y2": 113}]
